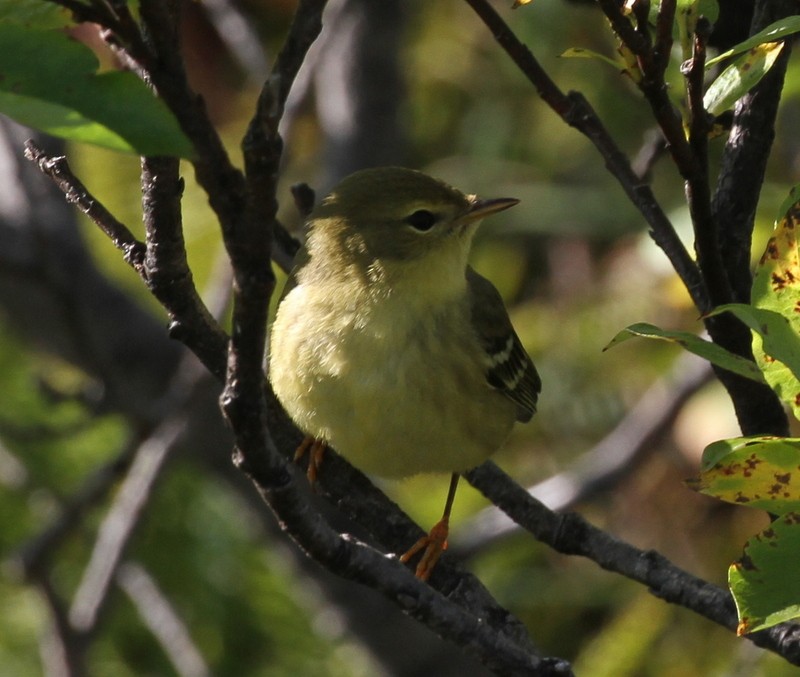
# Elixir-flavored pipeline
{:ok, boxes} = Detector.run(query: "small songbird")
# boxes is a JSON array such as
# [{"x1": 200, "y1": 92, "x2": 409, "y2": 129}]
[{"x1": 268, "y1": 167, "x2": 540, "y2": 580}]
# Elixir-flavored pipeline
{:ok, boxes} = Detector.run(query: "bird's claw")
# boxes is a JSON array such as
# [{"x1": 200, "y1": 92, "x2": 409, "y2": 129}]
[
  {"x1": 294, "y1": 436, "x2": 327, "y2": 486},
  {"x1": 400, "y1": 517, "x2": 450, "y2": 581}
]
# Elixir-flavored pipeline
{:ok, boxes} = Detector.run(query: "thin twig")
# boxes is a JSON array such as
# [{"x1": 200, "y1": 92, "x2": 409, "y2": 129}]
[
  {"x1": 16, "y1": 442, "x2": 138, "y2": 577},
  {"x1": 117, "y1": 562, "x2": 211, "y2": 677},
  {"x1": 462, "y1": 0, "x2": 708, "y2": 311},
  {"x1": 68, "y1": 415, "x2": 190, "y2": 632},
  {"x1": 684, "y1": 19, "x2": 733, "y2": 308},
  {"x1": 22, "y1": 142, "x2": 146, "y2": 271},
  {"x1": 23, "y1": 141, "x2": 230, "y2": 382},
  {"x1": 653, "y1": 0, "x2": 676, "y2": 72}
]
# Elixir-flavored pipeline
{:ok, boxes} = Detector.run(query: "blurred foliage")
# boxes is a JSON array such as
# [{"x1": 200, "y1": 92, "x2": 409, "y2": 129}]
[{"x1": 1, "y1": 0, "x2": 800, "y2": 675}]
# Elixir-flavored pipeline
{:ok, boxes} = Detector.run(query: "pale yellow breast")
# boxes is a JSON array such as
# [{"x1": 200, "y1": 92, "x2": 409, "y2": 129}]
[{"x1": 269, "y1": 281, "x2": 517, "y2": 478}]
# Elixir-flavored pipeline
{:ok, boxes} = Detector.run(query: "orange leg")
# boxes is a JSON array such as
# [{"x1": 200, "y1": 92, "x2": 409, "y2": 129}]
[
  {"x1": 294, "y1": 436, "x2": 328, "y2": 485},
  {"x1": 399, "y1": 473, "x2": 460, "y2": 581}
]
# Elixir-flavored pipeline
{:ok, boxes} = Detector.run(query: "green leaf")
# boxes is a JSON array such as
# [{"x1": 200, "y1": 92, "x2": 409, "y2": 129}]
[
  {"x1": 729, "y1": 514, "x2": 800, "y2": 635},
  {"x1": 0, "y1": 0, "x2": 72, "y2": 29},
  {"x1": 676, "y1": 1, "x2": 720, "y2": 59},
  {"x1": 716, "y1": 195, "x2": 800, "y2": 418},
  {"x1": 712, "y1": 305, "x2": 800, "y2": 417},
  {"x1": 689, "y1": 436, "x2": 800, "y2": 514},
  {"x1": 0, "y1": 91, "x2": 131, "y2": 149},
  {"x1": 706, "y1": 16, "x2": 800, "y2": 68},
  {"x1": 604, "y1": 323, "x2": 766, "y2": 384},
  {"x1": 560, "y1": 47, "x2": 623, "y2": 71},
  {"x1": 0, "y1": 25, "x2": 193, "y2": 157},
  {"x1": 561, "y1": 45, "x2": 642, "y2": 83},
  {"x1": 703, "y1": 41, "x2": 784, "y2": 116},
  {"x1": 774, "y1": 185, "x2": 800, "y2": 234}
]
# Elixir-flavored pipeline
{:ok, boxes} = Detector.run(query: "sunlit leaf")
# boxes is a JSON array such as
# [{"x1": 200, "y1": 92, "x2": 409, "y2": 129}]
[
  {"x1": 712, "y1": 305, "x2": 800, "y2": 417},
  {"x1": 604, "y1": 323, "x2": 765, "y2": 383},
  {"x1": 689, "y1": 436, "x2": 800, "y2": 513},
  {"x1": 704, "y1": 42, "x2": 784, "y2": 116},
  {"x1": 560, "y1": 47, "x2": 625, "y2": 71},
  {"x1": 512, "y1": 0, "x2": 533, "y2": 7},
  {"x1": 0, "y1": 24, "x2": 193, "y2": 157},
  {"x1": 729, "y1": 513, "x2": 800, "y2": 635},
  {"x1": 706, "y1": 16, "x2": 800, "y2": 68},
  {"x1": 713, "y1": 196, "x2": 800, "y2": 417},
  {"x1": 561, "y1": 44, "x2": 642, "y2": 82}
]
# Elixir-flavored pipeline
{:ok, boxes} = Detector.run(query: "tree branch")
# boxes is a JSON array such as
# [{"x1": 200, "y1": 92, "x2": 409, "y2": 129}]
[
  {"x1": 463, "y1": 0, "x2": 709, "y2": 311},
  {"x1": 455, "y1": 353, "x2": 713, "y2": 555},
  {"x1": 22, "y1": 142, "x2": 146, "y2": 272},
  {"x1": 713, "y1": 0, "x2": 797, "y2": 303},
  {"x1": 465, "y1": 462, "x2": 800, "y2": 664},
  {"x1": 234, "y1": 445, "x2": 571, "y2": 676},
  {"x1": 23, "y1": 141, "x2": 230, "y2": 381},
  {"x1": 140, "y1": 156, "x2": 229, "y2": 380}
]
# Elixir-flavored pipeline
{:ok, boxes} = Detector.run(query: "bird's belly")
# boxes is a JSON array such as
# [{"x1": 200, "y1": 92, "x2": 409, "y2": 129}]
[{"x1": 271, "y1": 307, "x2": 516, "y2": 477}]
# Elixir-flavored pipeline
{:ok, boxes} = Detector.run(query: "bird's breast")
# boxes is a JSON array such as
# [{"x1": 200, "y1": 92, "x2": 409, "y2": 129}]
[{"x1": 269, "y1": 283, "x2": 517, "y2": 477}]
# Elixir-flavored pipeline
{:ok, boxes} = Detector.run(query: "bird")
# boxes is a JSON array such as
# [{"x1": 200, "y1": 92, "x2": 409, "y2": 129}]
[{"x1": 268, "y1": 166, "x2": 540, "y2": 580}]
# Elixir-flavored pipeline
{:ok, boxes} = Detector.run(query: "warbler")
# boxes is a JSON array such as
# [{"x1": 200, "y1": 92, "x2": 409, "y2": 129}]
[{"x1": 268, "y1": 167, "x2": 540, "y2": 580}]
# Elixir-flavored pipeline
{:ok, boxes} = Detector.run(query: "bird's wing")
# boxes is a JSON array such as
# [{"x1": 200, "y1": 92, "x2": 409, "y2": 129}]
[{"x1": 467, "y1": 267, "x2": 541, "y2": 422}]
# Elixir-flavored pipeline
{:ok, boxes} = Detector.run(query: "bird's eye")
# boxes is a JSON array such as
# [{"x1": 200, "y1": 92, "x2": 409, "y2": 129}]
[{"x1": 405, "y1": 210, "x2": 438, "y2": 232}]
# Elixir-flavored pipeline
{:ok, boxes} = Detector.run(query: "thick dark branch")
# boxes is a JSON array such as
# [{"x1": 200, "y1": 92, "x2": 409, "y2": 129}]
[
  {"x1": 235, "y1": 446, "x2": 571, "y2": 676},
  {"x1": 133, "y1": 1, "x2": 249, "y2": 237},
  {"x1": 713, "y1": 0, "x2": 797, "y2": 303},
  {"x1": 463, "y1": 0, "x2": 708, "y2": 310},
  {"x1": 684, "y1": 19, "x2": 733, "y2": 308},
  {"x1": 141, "y1": 156, "x2": 229, "y2": 380},
  {"x1": 466, "y1": 462, "x2": 800, "y2": 665},
  {"x1": 217, "y1": 9, "x2": 330, "y2": 504},
  {"x1": 704, "y1": 0, "x2": 796, "y2": 437}
]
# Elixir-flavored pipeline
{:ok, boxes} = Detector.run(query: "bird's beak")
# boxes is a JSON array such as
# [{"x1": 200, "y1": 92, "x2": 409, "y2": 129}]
[{"x1": 464, "y1": 196, "x2": 520, "y2": 223}]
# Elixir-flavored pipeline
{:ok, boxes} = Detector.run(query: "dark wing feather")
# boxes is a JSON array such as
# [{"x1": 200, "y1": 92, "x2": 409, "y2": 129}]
[{"x1": 467, "y1": 267, "x2": 541, "y2": 422}]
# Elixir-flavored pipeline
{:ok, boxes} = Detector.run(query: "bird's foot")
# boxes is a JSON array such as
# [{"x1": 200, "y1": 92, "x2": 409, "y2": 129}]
[
  {"x1": 399, "y1": 516, "x2": 450, "y2": 581},
  {"x1": 293, "y1": 436, "x2": 327, "y2": 485}
]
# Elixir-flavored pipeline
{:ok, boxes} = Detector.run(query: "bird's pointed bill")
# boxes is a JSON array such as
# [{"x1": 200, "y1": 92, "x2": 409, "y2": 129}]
[{"x1": 465, "y1": 197, "x2": 520, "y2": 222}]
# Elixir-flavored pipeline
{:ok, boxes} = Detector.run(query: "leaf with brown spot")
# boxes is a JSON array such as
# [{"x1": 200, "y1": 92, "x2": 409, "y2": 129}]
[
  {"x1": 729, "y1": 513, "x2": 800, "y2": 635},
  {"x1": 704, "y1": 41, "x2": 784, "y2": 116},
  {"x1": 690, "y1": 437, "x2": 800, "y2": 513},
  {"x1": 721, "y1": 193, "x2": 800, "y2": 419}
]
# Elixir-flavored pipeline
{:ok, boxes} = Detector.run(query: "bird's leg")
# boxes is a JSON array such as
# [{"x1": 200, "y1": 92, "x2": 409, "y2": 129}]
[
  {"x1": 293, "y1": 436, "x2": 328, "y2": 485},
  {"x1": 400, "y1": 472, "x2": 460, "y2": 581}
]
